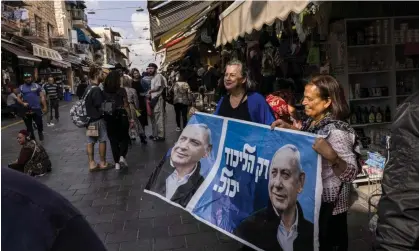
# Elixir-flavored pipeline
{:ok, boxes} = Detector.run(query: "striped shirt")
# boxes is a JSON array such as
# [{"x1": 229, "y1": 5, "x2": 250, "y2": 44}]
[{"x1": 43, "y1": 84, "x2": 59, "y2": 100}]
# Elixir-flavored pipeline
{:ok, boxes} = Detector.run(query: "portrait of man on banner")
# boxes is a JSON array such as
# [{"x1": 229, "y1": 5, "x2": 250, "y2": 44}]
[
  {"x1": 145, "y1": 123, "x2": 213, "y2": 208},
  {"x1": 234, "y1": 144, "x2": 314, "y2": 251}
]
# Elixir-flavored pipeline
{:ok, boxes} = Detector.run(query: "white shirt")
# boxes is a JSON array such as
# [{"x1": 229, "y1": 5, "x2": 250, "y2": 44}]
[
  {"x1": 7, "y1": 93, "x2": 17, "y2": 106},
  {"x1": 150, "y1": 74, "x2": 166, "y2": 99},
  {"x1": 277, "y1": 207, "x2": 299, "y2": 251},
  {"x1": 165, "y1": 163, "x2": 197, "y2": 200}
]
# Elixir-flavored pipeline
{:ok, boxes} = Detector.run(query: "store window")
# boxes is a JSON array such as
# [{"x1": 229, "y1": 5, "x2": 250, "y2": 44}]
[
  {"x1": 47, "y1": 24, "x2": 54, "y2": 37},
  {"x1": 34, "y1": 15, "x2": 43, "y2": 37},
  {"x1": 47, "y1": 24, "x2": 54, "y2": 47}
]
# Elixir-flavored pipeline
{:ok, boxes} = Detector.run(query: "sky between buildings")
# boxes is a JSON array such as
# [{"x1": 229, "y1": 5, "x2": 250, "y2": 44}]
[{"x1": 85, "y1": 0, "x2": 162, "y2": 71}]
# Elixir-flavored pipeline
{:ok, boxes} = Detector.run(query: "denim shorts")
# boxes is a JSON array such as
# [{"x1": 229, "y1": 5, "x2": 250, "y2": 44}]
[{"x1": 87, "y1": 119, "x2": 107, "y2": 144}]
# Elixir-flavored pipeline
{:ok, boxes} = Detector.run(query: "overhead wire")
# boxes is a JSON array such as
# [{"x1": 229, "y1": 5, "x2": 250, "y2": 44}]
[
  {"x1": 86, "y1": 7, "x2": 143, "y2": 11},
  {"x1": 87, "y1": 18, "x2": 148, "y2": 23}
]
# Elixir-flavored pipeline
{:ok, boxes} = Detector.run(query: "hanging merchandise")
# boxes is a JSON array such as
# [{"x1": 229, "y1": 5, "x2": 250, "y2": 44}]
[
  {"x1": 307, "y1": 46, "x2": 320, "y2": 65},
  {"x1": 201, "y1": 28, "x2": 213, "y2": 44},
  {"x1": 20, "y1": 8, "x2": 28, "y2": 20},
  {"x1": 261, "y1": 41, "x2": 276, "y2": 77},
  {"x1": 291, "y1": 13, "x2": 308, "y2": 43},
  {"x1": 275, "y1": 20, "x2": 285, "y2": 40}
]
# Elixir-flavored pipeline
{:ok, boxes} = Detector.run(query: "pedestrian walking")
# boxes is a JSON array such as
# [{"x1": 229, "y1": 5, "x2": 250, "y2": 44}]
[
  {"x1": 102, "y1": 71, "x2": 132, "y2": 170},
  {"x1": 76, "y1": 75, "x2": 88, "y2": 100},
  {"x1": 84, "y1": 66, "x2": 109, "y2": 172},
  {"x1": 173, "y1": 71, "x2": 191, "y2": 131},
  {"x1": 16, "y1": 73, "x2": 47, "y2": 141},
  {"x1": 131, "y1": 68, "x2": 148, "y2": 144},
  {"x1": 122, "y1": 75, "x2": 144, "y2": 141},
  {"x1": 43, "y1": 76, "x2": 60, "y2": 126},
  {"x1": 147, "y1": 63, "x2": 166, "y2": 141}
]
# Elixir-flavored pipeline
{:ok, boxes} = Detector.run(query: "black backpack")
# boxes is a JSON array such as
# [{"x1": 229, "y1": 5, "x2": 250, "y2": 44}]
[{"x1": 101, "y1": 92, "x2": 117, "y2": 116}]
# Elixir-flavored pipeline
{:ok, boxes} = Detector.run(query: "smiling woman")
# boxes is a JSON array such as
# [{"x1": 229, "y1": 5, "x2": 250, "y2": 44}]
[
  {"x1": 214, "y1": 59, "x2": 275, "y2": 125},
  {"x1": 271, "y1": 74, "x2": 361, "y2": 251}
]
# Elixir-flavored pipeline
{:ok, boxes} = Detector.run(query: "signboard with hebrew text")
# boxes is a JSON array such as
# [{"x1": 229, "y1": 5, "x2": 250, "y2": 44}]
[{"x1": 145, "y1": 112, "x2": 321, "y2": 251}]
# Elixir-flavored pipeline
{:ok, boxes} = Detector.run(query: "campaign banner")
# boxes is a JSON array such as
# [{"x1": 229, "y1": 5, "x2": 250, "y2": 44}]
[{"x1": 144, "y1": 112, "x2": 322, "y2": 251}]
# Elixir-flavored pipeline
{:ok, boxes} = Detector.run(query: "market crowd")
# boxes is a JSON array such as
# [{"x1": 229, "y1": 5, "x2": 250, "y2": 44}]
[{"x1": 2, "y1": 56, "x2": 418, "y2": 251}]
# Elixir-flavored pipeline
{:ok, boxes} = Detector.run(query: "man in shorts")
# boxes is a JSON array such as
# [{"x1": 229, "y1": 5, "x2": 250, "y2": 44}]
[{"x1": 84, "y1": 76, "x2": 109, "y2": 171}]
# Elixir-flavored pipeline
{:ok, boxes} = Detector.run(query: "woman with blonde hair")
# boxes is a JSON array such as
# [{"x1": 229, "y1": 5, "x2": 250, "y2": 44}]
[{"x1": 122, "y1": 75, "x2": 143, "y2": 142}]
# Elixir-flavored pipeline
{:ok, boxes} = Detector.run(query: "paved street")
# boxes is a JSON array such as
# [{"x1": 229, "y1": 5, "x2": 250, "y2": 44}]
[{"x1": 1, "y1": 101, "x2": 373, "y2": 251}]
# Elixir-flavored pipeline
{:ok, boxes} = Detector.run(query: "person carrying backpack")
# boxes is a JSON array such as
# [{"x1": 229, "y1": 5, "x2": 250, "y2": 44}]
[
  {"x1": 16, "y1": 73, "x2": 47, "y2": 141},
  {"x1": 84, "y1": 66, "x2": 109, "y2": 172},
  {"x1": 102, "y1": 71, "x2": 132, "y2": 170}
]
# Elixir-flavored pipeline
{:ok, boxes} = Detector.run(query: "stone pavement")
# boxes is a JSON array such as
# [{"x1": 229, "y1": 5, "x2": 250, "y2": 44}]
[{"x1": 1, "y1": 101, "x2": 373, "y2": 251}]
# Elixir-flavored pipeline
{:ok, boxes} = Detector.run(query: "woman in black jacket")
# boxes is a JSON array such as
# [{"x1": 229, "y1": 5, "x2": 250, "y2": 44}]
[
  {"x1": 130, "y1": 68, "x2": 148, "y2": 144},
  {"x1": 103, "y1": 71, "x2": 132, "y2": 170}
]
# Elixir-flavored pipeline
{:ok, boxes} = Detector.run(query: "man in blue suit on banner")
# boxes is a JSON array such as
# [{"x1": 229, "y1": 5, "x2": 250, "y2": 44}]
[
  {"x1": 234, "y1": 144, "x2": 314, "y2": 251},
  {"x1": 145, "y1": 124, "x2": 213, "y2": 207}
]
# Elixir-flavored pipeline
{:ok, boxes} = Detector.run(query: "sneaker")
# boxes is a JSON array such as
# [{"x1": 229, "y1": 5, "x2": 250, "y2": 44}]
[
  {"x1": 119, "y1": 156, "x2": 128, "y2": 167},
  {"x1": 47, "y1": 122, "x2": 55, "y2": 127},
  {"x1": 148, "y1": 135, "x2": 155, "y2": 140},
  {"x1": 115, "y1": 163, "x2": 121, "y2": 170},
  {"x1": 176, "y1": 127, "x2": 181, "y2": 132}
]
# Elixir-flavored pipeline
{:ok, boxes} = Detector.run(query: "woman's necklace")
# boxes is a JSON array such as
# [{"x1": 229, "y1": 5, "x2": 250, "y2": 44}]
[
  {"x1": 230, "y1": 92, "x2": 246, "y2": 108},
  {"x1": 310, "y1": 114, "x2": 326, "y2": 128}
]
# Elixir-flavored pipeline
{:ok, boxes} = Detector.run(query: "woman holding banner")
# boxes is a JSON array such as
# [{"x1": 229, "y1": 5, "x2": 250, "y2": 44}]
[
  {"x1": 214, "y1": 59, "x2": 275, "y2": 125},
  {"x1": 271, "y1": 75, "x2": 361, "y2": 251}
]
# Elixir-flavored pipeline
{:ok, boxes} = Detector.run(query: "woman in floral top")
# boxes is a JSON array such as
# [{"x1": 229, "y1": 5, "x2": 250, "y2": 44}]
[
  {"x1": 173, "y1": 71, "x2": 191, "y2": 131},
  {"x1": 271, "y1": 75, "x2": 360, "y2": 251},
  {"x1": 9, "y1": 129, "x2": 52, "y2": 176}
]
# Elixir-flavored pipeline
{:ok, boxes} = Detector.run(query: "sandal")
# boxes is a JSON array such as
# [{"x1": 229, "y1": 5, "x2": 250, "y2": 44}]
[
  {"x1": 89, "y1": 164, "x2": 100, "y2": 172},
  {"x1": 98, "y1": 163, "x2": 112, "y2": 170}
]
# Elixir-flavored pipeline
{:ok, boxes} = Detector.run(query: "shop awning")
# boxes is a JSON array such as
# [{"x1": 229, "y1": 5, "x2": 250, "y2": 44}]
[
  {"x1": 76, "y1": 28, "x2": 91, "y2": 44},
  {"x1": 216, "y1": 0, "x2": 310, "y2": 47},
  {"x1": 32, "y1": 44, "x2": 63, "y2": 61},
  {"x1": 149, "y1": 1, "x2": 220, "y2": 50},
  {"x1": 63, "y1": 55, "x2": 83, "y2": 66},
  {"x1": 164, "y1": 33, "x2": 197, "y2": 65},
  {"x1": 50, "y1": 60, "x2": 71, "y2": 69},
  {"x1": 1, "y1": 42, "x2": 41, "y2": 62}
]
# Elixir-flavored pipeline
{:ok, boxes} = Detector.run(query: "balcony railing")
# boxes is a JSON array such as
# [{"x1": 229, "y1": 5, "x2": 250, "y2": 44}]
[
  {"x1": 71, "y1": 9, "x2": 87, "y2": 21},
  {"x1": 50, "y1": 37, "x2": 70, "y2": 49},
  {"x1": 21, "y1": 20, "x2": 46, "y2": 43},
  {"x1": 74, "y1": 43, "x2": 90, "y2": 54}
]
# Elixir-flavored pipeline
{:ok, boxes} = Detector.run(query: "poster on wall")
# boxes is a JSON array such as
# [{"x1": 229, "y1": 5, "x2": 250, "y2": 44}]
[{"x1": 144, "y1": 112, "x2": 322, "y2": 251}]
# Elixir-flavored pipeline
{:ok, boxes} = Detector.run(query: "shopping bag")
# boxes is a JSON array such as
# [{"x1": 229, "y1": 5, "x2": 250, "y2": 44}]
[{"x1": 146, "y1": 99, "x2": 152, "y2": 116}]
